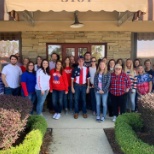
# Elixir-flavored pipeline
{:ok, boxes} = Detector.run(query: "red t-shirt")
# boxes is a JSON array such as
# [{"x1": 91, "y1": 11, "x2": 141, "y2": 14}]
[
  {"x1": 20, "y1": 66, "x2": 26, "y2": 73},
  {"x1": 50, "y1": 69, "x2": 68, "y2": 92},
  {"x1": 64, "y1": 67, "x2": 72, "y2": 87}
]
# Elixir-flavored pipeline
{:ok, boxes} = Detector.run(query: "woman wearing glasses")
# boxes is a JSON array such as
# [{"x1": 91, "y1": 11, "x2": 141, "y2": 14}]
[
  {"x1": 110, "y1": 64, "x2": 131, "y2": 122},
  {"x1": 21, "y1": 61, "x2": 36, "y2": 113}
]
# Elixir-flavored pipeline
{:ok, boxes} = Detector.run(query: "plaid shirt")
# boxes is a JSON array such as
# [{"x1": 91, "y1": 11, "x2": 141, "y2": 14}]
[
  {"x1": 94, "y1": 72, "x2": 111, "y2": 93},
  {"x1": 110, "y1": 72, "x2": 131, "y2": 96}
]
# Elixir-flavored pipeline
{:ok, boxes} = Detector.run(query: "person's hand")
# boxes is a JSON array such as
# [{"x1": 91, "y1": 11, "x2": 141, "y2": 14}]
[
  {"x1": 65, "y1": 91, "x2": 68, "y2": 94},
  {"x1": 41, "y1": 90, "x2": 44, "y2": 95},
  {"x1": 86, "y1": 87, "x2": 90, "y2": 94},
  {"x1": 126, "y1": 88, "x2": 129, "y2": 93},
  {"x1": 72, "y1": 87, "x2": 75, "y2": 93},
  {"x1": 99, "y1": 90, "x2": 104, "y2": 94}
]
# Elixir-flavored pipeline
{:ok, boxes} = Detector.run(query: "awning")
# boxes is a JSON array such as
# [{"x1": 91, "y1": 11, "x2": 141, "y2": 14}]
[{"x1": 5, "y1": 0, "x2": 147, "y2": 12}]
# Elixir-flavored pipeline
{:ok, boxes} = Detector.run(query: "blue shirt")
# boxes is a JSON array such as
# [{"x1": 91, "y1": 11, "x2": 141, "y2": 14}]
[{"x1": 21, "y1": 71, "x2": 36, "y2": 94}]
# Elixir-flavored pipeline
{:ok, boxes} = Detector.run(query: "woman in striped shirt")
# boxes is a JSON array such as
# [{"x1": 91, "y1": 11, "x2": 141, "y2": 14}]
[{"x1": 124, "y1": 59, "x2": 137, "y2": 112}]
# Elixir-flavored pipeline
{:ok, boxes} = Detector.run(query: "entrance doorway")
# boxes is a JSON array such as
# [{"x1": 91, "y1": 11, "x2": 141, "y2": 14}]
[{"x1": 47, "y1": 43, "x2": 107, "y2": 62}]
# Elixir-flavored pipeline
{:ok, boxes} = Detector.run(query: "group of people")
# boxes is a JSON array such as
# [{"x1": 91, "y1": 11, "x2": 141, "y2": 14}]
[{"x1": 0, "y1": 51, "x2": 154, "y2": 122}]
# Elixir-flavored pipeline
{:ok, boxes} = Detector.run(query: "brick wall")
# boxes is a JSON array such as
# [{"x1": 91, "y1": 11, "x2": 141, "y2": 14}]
[{"x1": 22, "y1": 31, "x2": 131, "y2": 61}]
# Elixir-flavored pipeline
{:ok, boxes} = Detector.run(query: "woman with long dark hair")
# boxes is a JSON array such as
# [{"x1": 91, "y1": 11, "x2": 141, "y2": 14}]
[
  {"x1": 21, "y1": 61, "x2": 36, "y2": 113},
  {"x1": 50, "y1": 60, "x2": 68, "y2": 120},
  {"x1": 35, "y1": 59, "x2": 50, "y2": 115},
  {"x1": 63, "y1": 57, "x2": 73, "y2": 113},
  {"x1": 34, "y1": 56, "x2": 42, "y2": 71}
]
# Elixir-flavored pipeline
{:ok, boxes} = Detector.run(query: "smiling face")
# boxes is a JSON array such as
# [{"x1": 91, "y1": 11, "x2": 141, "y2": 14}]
[
  {"x1": 109, "y1": 60, "x2": 115, "y2": 68},
  {"x1": 65, "y1": 57, "x2": 70, "y2": 66},
  {"x1": 37, "y1": 57, "x2": 42, "y2": 65},
  {"x1": 56, "y1": 61, "x2": 62, "y2": 70},
  {"x1": 42, "y1": 60, "x2": 49, "y2": 69},
  {"x1": 10, "y1": 57, "x2": 18, "y2": 65},
  {"x1": 138, "y1": 66, "x2": 144, "y2": 74},
  {"x1": 78, "y1": 58, "x2": 84, "y2": 67},
  {"x1": 28, "y1": 62, "x2": 34, "y2": 72},
  {"x1": 126, "y1": 59, "x2": 132, "y2": 68},
  {"x1": 99, "y1": 61, "x2": 106, "y2": 70},
  {"x1": 85, "y1": 53, "x2": 91, "y2": 61}
]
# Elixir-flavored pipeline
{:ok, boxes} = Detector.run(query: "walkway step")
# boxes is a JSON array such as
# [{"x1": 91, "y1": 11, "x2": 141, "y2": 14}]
[{"x1": 49, "y1": 129, "x2": 113, "y2": 154}]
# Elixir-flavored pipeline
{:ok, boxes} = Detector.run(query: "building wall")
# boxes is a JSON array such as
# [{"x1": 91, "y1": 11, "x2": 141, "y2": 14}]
[{"x1": 22, "y1": 31, "x2": 131, "y2": 60}]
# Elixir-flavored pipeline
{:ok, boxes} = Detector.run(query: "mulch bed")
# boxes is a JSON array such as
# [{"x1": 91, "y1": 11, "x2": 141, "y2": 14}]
[
  {"x1": 40, "y1": 128, "x2": 53, "y2": 154},
  {"x1": 104, "y1": 128, "x2": 154, "y2": 154},
  {"x1": 104, "y1": 128, "x2": 124, "y2": 154}
]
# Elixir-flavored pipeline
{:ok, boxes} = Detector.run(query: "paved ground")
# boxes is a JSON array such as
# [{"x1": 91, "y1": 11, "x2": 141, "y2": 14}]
[{"x1": 43, "y1": 111, "x2": 114, "y2": 154}]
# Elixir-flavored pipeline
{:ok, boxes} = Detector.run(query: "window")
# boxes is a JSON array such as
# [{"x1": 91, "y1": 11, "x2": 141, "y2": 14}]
[
  {"x1": 137, "y1": 40, "x2": 154, "y2": 58},
  {"x1": 0, "y1": 32, "x2": 21, "y2": 67},
  {"x1": 47, "y1": 43, "x2": 107, "y2": 62}
]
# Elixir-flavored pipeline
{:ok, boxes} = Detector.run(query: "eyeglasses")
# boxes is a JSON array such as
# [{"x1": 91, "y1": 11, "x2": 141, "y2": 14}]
[{"x1": 115, "y1": 68, "x2": 121, "y2": 70}]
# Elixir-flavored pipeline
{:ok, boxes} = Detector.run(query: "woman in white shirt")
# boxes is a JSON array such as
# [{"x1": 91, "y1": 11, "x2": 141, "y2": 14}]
[
  {"x1": 89, "y1": 57, "x2": 97, "y2": 115},
  {"x1": 35, "y1": 59, "x2": 50, "y2": 115}
]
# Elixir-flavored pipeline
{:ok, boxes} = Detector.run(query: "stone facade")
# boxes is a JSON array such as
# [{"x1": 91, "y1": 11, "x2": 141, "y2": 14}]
[{"x1": 22, "y1": 31, "x2": 131, "y2": 60}]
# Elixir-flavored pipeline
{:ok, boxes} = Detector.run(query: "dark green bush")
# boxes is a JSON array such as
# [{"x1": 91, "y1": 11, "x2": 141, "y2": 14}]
[
  {"x1": 115, "y1": 113, "x2": 154, "y2": 154},
  {"x1": 0, "y1": 115, "x2": 47, "y2": 154},
  {"x1": 0, "y1": 95, "x2": 32, "y2": 149},
  {"x1": 138, "y1": 93, "x2": 154, "y2": 136}
]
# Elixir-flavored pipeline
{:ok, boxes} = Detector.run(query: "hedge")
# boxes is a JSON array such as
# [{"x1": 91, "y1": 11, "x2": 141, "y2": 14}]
[
  {"x1": 115, "y1": 113, "x2": 154, "y2": 154},
  {"x1": 0, "y1": 115, "x2": 47, "y2": 154}
]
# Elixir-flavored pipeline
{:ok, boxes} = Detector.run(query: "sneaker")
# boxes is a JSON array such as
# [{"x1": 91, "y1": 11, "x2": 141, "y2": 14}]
[
  {"x1": 101, "y1": 117, "x2": 105, "y2": 122},
  {"x1": 55, "y1": 113, "x2": 61, "y2": 120},
  {"x1": 96, "y1": 116, "x2": 101, "y2": 122},
  {"x1": 52, "y1": 113, "x2": 58, "y2": 119},
  {"x1": 112, "y1": 116, "x2": 116, "y2": 122}
]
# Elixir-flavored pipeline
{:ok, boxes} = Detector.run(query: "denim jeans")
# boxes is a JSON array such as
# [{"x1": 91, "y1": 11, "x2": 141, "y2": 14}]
[
  {"x1": 52, "y1": 90, "x2": 64, "y2": 113},
  {"x1": 74, "y1": 84, "x2": 87, "y2": 114},
  {"x1": 4, "y1": 87, "x2": 20, "y2": 96},
  {"x1": 90, "y1": 88, "x2": 96, "y2": 112},
  {"x1": 63, "y1": 87, "x2": 73, "y2": 110},
  {"x1": 95, "y1": 91, "x2": 108, "y2": 118},
  {"x1": 36, "y1": 90, "x2": 48, "y2": 115},
  {"x1": 128, "y1": 91, "x2": 136, "y2": 111}
]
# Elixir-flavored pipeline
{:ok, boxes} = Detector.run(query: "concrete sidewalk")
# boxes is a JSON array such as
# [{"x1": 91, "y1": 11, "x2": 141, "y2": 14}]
[{"x1": 44, "y1": 111, "x2": 114, "y2": 154}]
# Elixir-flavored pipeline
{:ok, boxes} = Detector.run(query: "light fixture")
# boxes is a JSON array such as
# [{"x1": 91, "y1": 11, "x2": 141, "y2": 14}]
[{"x1": 70, "y1": 11, "x2": 84, "y2": 28}]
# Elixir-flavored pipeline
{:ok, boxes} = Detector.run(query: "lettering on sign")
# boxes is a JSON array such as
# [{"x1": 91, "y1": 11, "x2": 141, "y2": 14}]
[{"x1": 61, "y1": 0, "x2": 91, "y2": 2}]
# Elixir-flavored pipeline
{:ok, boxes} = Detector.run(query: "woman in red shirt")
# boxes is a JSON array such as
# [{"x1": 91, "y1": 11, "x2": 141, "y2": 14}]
[
  {"x1": 63, "y1": 57, "x2": 73, "y2": 113},
  {"x1": 50, "y1": 60, "x2": 68, "y2": 120}
]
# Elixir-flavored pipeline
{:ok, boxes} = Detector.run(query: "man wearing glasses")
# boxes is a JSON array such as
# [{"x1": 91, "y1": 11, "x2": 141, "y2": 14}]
[{"x1": 109, "y1": 64, "x2": 131, "y2": 122}]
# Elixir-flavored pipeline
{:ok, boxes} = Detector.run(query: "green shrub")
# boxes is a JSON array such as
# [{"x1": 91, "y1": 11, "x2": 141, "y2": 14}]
[
  {"x1": 0, "y1": 95, "x2": 32, "y2": 149},
  {"x1": 138, "y1": 93, "x2": 154, "y2": 136},
  {"x1": 0, "y1": 115, "x2": 47, "y2": 154},
  {"x1": 115, "y1": 113, "x2": 154, "y2": 154}
]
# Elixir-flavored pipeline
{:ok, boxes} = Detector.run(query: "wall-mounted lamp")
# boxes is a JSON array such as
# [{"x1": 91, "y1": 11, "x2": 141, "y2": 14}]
[{"x1": 70, "y1": 11, "x2": 84, "y2": 28}]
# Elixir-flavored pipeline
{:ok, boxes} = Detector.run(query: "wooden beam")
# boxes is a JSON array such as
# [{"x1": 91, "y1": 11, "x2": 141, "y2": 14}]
[
  {"x1": 118, "y1": 11, "x2": 134, "y2": 26},
  {"x1": 21, "y1": 11, "x2": 35, "y2": 26}
]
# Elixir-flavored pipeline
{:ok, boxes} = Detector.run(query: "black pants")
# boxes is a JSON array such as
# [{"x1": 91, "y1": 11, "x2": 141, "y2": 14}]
[
  {"x1": 107, "y1": 92, "x2": 113, "y2": 117},
  {"x1": 110, "y1": 93, "x2": 127, "y2": 117}
]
